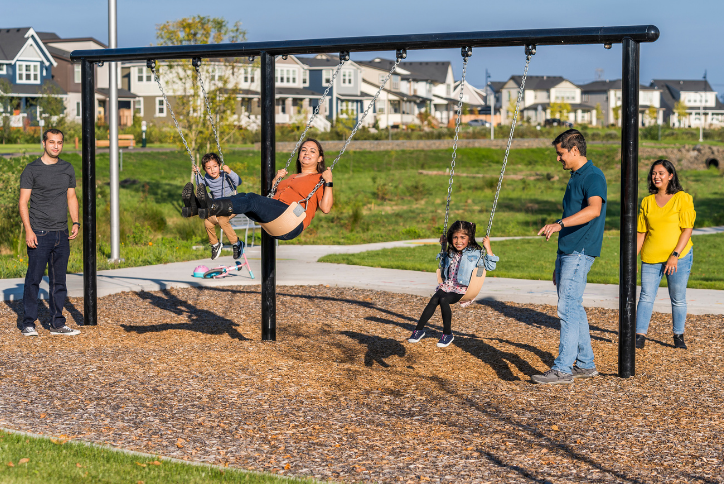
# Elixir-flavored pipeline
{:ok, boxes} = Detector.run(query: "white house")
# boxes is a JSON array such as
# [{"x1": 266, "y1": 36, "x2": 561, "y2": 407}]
[
  {"x1": 578, "y1": 80, "x2": 662, "y2": 127},
  {"x1": 650, "y1": 79, "x2": 724, "y2": 128},
  {"x1": 500, "y1": 75, "x2": 596, "y2": 125}
]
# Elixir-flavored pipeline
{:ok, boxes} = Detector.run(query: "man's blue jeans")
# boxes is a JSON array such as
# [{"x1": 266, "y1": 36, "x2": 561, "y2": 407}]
[
  {"x1": 23, "y1": 229, "x2": 70, "y2": 329},
  {"x1": 636, "y1": 249, "x2": 693, "y2": 336},
  {"x1": 552, "y1": 251, "x2": 596, "y2": 375}
]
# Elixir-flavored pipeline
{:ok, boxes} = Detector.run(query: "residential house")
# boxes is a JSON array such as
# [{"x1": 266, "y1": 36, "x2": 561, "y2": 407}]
[
  {"x1": 0, "y1": 27, "x2": 63, "y2": 128},
  {"x1": 500, "y1": 75, "x2": 596, "y2": 126},
  {"x1": 40, "y1": 33, "x2": 138, "y2": 127},
  {"x1": 650, "y1": 79, "x2": 724, "y2": 128},
  {"x1": 579, "y1": 80, "x2": 662, "y2": 127}
]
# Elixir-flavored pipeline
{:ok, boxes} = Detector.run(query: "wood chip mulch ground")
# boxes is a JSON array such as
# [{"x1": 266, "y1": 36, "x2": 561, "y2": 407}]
[{"x1": 1, "y1": 285, "x2": 723, "y2": 483}]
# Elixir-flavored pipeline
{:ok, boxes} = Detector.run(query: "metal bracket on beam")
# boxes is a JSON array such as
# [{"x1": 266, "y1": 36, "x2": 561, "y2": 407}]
[
  {"x1": 281, "y1": 54, "x2": 288, "y2": 60},
  {"x1": 525, "y1": 44, "x2": 536, "y2": 56},
  {"x1": 339, "y1": 51, "x2": 350, "y2": 62},
  {"x1": 97, "y1": 61, "x2": 105, "y2": 67},
  {"x1": 396, "y1": 48, "x2": 407, "y2": 60},
  {"x1": 146, "y1": 59, "x2": 156, "y2": 69},
  {"x1": 461, "y1": 46, "x2": 472, "y2": 58},
  {"x1": 192, "y1": 57, "x2": 202, "y2": 69},
  {"x1": 604, "y1": 43, "x2": 613, "y2": 49}
]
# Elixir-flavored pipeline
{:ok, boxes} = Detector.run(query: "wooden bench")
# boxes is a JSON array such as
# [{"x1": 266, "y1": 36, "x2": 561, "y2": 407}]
[{"x1": 96, "y1": 134, "x2": 135, "y2": 148}]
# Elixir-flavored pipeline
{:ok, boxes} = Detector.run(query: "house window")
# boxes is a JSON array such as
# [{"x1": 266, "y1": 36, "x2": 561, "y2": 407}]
[
  {"x1": 134, "y1": 99, "x2": 143, "y2": 116},
  {"x1": 16, "y1": 62, "x2": 40, "y2": 84},
  {"x1": 0, "y1": 64, "x2": 6, "y2": 74},
  {"x1": 582, "y1": 93, "x2": 589, "y2": 102},
  {"x1": 74, "y1": 64, "x2": 81, "y2": 83},
  {"x1": 341, "y1": 70, "x2": 353, "y2": 85},
  {"x1": 302, "y1": 69, "x2": 308, "y2": 86},
  {"x1": 555, "y1": 89, "x2": 577, "y2": 102},
  {"x1": 390, "y1": 100, "x2": 401, "y2": 114},
  {"x1": 275, "y1": 68, "x2": 297, "y2": 85},
  {"x1": 339, "y1": 101, "x2": 357, "y2": 116},
  {"x1": 213, "y1": 66, "x2": 224, "y2": 82},
  {"x1": 391, "y1": 75, "x2": 400, "y2": 90},
  {"x1": 76, "y1": 102, "x2": 81, "y2": 117},
  {"x1": 243, "y1": 68, "x2": 249, "y2": 83},
  {"x1": 376, "y1": 100, "x2": 385, "y2": 114},
  {"x1": 137, "y1": 67, "x2": 153, "y2": 83},
  {"x1": 446, "y1": 84, "x2": 451, "y2": 97},
  {"x1": 323, "y1": 69, "x2": 331, "y2": 84},
  {"x1": 156, "y1": 97, "x2": 166, "y2": 117}
]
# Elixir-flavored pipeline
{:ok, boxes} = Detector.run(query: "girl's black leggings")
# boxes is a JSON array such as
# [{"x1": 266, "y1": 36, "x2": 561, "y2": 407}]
[
  {"x1": 226, "y1": 192, "x2": 304, "y2": 240},
  {"x1": 416, "y1": 289, "x2": 464, "y2": 335}
]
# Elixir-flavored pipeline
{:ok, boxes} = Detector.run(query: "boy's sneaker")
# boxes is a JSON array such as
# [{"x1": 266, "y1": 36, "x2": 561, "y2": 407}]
[
  {"x1": 531, "y1": 369, "x2": 573, "y2": 385},
  {"x1": 181, "y1": 182, "x2": 197, "y2": 217},
  {"x1": 408, "y1": 330, "x2": 426, "y2": 343},
  {"x1": 232, "y1": 240, "x2": 245, "y2": 260},
  {"x1": 437, "y1": 334, "x2": 455, "y2": 348},
  {"x1": 210, "y1": 242, "x2": 223, "y2": 261},
  {"x1": 21, "y1": 326, "x2": 39, "y2": 337},
  {"x1": 196, "y1": 184, "x2": 209, "y2": 219},
  {"x1": 571, "y1": 366, "x2": 599, "y2": 379},
  {"x1": 49, "y1": 325, "x2": 81, "y2": 336}
]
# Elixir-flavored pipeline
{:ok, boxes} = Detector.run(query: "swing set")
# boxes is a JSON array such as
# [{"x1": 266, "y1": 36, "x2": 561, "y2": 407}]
[{"x1": 73, "y1": 25, "x2": 659, "y2": 377}]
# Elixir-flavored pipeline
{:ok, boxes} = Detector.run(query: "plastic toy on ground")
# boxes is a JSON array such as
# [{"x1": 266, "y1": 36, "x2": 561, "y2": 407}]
[
  {"x1": 203, "y1": 260, "x2": 254, "y2": 279},
  {"x1": 192, "y1": 265, "x2": 210, "y2": 278}
]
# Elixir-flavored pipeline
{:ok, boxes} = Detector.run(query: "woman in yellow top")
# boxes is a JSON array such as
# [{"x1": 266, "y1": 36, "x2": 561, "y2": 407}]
[{"x1": 636, "y1": 159, "x2": 695, "y2": 350}]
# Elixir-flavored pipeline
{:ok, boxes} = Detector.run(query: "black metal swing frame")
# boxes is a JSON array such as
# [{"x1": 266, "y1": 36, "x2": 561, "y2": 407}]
[{"x1": 71, "y1": 25, "x2": 659, "y2": 378}]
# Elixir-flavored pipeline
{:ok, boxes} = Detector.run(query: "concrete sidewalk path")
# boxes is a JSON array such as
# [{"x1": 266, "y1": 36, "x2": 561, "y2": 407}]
[{"x1": 2, "y1": 238, "x2": 722, "y2": 315}]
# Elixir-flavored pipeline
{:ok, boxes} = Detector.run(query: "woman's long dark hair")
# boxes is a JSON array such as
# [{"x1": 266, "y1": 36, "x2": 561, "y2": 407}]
[
  {"x1": 446, "y1": 220, "x2": 482, "y2": 254},
  {"x1": 295, "y1": 138, "x2": 326, "y2": 174},
  {"x1": 648, "y1": 159, "x2": 683, "y2": 195}
]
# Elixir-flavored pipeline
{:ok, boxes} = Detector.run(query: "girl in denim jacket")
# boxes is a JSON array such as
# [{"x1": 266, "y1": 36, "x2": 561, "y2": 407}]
[{"x1": 409, "y1": 220, "x2": 499, "y2": 347}]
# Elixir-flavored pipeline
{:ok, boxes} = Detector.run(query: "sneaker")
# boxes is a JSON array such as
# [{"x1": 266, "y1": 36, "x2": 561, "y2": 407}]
[
  {"x1": 437, "y1": 334, "x2": 455, "y2": 348},
  {"x1": 196, "y1": 184, "x2": 209, "y2": 219},
  {"x1": 210, "y1": 242, "x2": 223, "y2": 261},
  {"x1": 673, "y1": 334, "x2": 687, "y2": 349},
  {"x1": 181, "y1": 182, "x2": 198, "y2": 217},
  {"x1": 571, "y1": 366, "x2": 599, "y2": 379},
  {"x1": 408, "y1": 330, "x2": 426, "y2": 343},
  {"x1": 21, "y1": 326, "x2": 39, "y2": 337},
  {"x1": 531, "y1": 369, "x2": 574, "y2": 385},
  {"x1": 49, "y1": 325, "x2": 80, "y2": 336},
  {"x1": 232, "y1": 240, "x2": 245, "y2": 260},
  {"x1": 635, "y1": 334, "x2": 646, "y2": 349}
]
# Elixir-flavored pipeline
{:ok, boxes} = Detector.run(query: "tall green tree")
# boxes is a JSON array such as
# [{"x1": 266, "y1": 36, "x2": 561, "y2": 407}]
[
  {"x1": 549, "y1": 101, "x2": 571, "y2": 120},
  {"x1": 674, "y1": 100, "x2": 689, "y2": 127},
  {"x1": 34, "y1": 82, "x2": 66, "y2": 128},
  {"x1": 155, "y1": 16, "x2": 247, "y2": 160},
  {"x1": 646, "y1": 105, "x2": 658, "y2": 125},
  {"x1": 0, "y1": 79, "x2": 18, "y2": 144}
]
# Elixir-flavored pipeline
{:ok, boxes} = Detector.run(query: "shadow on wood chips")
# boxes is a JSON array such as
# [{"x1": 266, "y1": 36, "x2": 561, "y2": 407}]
[{"x1": 2, "y1": 285, "x2": 722, "y2": 483}]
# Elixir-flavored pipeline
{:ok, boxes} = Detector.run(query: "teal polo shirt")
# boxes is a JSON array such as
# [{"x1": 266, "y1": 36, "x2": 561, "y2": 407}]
[{"x1": 558, "y1": 160, "x2": 607, "y2": 257}]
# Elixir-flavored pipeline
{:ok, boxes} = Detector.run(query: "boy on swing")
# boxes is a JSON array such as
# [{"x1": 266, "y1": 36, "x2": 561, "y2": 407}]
[{"x1": 185, "y1": 153, "x2": 243, "y2": 261}]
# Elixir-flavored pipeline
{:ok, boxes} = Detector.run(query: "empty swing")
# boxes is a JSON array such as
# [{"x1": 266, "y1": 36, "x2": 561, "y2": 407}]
[{"x1": 436, "y1": 45, "x2": 536, "y2": 304}]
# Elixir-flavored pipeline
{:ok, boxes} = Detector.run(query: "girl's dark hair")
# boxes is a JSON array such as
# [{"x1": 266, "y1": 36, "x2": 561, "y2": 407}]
[
  {"x1": 296, "y1": 138, "x2": 326, "y2": 174},
  {"x1": 446, "y1": 220, "x2": 482, "y2": 254},
  {"x1": 648, "y1": 159, "x2": 683, "y2": 195},
  {"x1": 202, "y1": 152, "x2": 221, "y2": 169}
]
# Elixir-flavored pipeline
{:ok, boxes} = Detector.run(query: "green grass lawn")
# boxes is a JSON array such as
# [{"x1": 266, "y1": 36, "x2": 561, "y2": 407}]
[
  {"x1": 1, "y1": 143, "x2": 723, "y2": 278},
  {"x1": 319, "y1": 233, "x2": 724, "y2": 290},
  {"x1": 0, "y1": 430, "x2": 308, "y2": 484}
]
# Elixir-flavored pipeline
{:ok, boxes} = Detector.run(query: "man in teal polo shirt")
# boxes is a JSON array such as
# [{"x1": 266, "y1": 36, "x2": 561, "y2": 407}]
[{"x1": 533, "y1": 129, "x2": 607, "y2": 384}]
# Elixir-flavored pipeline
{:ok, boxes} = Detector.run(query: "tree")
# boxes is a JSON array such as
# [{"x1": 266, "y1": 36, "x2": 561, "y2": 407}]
[
  {"x1": 612, "y1": 105, "x2": 621, "y2": 125},
  {"x1": 549, "y1": 101, "x2": 571, "y2": 120},
  {"x1": 594, "y1": 102, "x2": 602, "y2": 125},
  {"x1": 155, "y1": 16, "x2": 247, "y2": 159},
  {"x1": 34, "y1": 82, "x2": 66, "y2": 128},
  {"x1": 674, "y1": 100, "x2": 689, "y2": 127},
  {"x1": 646, "y1": 105, "x2": 658, "y2": 125},
  {"x1": 0, "y1": 79, "x2": 18, "y2": 144}
]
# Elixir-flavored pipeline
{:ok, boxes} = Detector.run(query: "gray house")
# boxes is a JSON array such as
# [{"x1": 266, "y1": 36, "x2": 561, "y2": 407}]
[{"x1": 579, "y1": 80, "x2": 662, "y2": 126}]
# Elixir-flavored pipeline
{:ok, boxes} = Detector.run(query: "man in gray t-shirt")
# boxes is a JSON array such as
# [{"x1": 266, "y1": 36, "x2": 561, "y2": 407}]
[{"x1": 18, "y1": 129, "x2": 80, "y2": 336}]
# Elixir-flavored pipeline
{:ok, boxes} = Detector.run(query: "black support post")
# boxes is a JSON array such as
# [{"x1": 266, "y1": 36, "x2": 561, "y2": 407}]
[
  {"x1": 618, "y1": 37, "x2": 640, "y2": 377},
  {"x1": 81, "y1": 59, "x2": 97, "y2": 326},
  {"x1": 260, "y1": 51, "x2": 276, "y2": 341}
]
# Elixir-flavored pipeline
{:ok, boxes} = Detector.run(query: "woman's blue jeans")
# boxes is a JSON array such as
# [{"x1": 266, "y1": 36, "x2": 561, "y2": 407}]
[{"x1": 636, "y1": 249, "x2": 693, "y2": 335}]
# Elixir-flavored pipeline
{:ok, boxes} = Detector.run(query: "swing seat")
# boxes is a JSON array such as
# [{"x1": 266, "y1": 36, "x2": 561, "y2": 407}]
[
  {"x1": 436, "y1": 264, "x2": 487, "y2": 304},
  {"x1": 260, "y1": 201, "x2": 306, "y2": 237}
]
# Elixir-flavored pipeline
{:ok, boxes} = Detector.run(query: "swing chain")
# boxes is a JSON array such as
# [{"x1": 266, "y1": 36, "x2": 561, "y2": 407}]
[
  {"x1": 484, "y1": 45, "x2": 535, "y2": 240},
  {"x1": 439, "y1": 48, "x2": 471, "y2": 262},
  {"x1": 148, "y1": 60, "x2": 200, "y2": 182},
  {"x1": 268, "y1": 58, "x2": 347, "y2": 198},
  {"x1": 299, "y1": 55, "x2": 403, "y2": 206}
]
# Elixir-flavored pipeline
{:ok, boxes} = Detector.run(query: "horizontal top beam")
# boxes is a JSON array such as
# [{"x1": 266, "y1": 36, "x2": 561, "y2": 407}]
[{"x1": 71, "y1": 25, "x2": 659, "y2": 62}]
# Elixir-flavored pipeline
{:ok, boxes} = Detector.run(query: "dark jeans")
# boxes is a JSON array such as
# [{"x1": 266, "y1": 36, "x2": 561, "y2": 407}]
[
  {"x1": 23, "y1": 229, "x2": 70, "y2": 329},
  {"x1": 416, "y1": 289, "x2": 464, "y2": 335},
  {"x1": 227, "y1": 192, "x2": 304, "y2": 240}
]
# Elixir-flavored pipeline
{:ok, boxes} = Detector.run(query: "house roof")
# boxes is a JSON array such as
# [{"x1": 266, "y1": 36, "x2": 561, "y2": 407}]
[
  {"x1": 506, "y1": 75, "x2": 568, "y2": 90},
  {"x1": 651, "y1": 79, "x2": 715, "y2": 93},
  {"x1": 579, "y1": 79, "x2": 657, "y2": 91},
  {"x1": 0, "y1": 27, "x2": 34, "y2": 61},
  {"x1": 356, "y1": 58, "x2": 412, "y2": 76},
  {"x1": 489, "y1": 81, "x2": 506, "y2": 93},
  {"x1": 296, "y1": 56, "x2": 341, "y2": 68},
  {"x1": 397, "y1": 61, "x2": 451, "y2": 84},
  {"x1": 1, "y1": 79, "x2": 66, "y2": 96},
  {"x1": 35, "y1": 31, "x2": 61, "y2": 41},
  {"x1": 45, "y1": 44, "x2": 72, "y2": 60}
]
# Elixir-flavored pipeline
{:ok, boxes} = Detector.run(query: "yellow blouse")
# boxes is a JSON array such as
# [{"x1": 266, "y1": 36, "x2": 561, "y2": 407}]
[{"x1": 637, "y1": 191, "x2": 696, "y2": 264}]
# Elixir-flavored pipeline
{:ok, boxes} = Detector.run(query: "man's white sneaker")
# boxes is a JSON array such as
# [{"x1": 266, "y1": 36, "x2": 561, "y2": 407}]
[{"x1": 49, "y1": 325, "x2": 81, "y2": 336}]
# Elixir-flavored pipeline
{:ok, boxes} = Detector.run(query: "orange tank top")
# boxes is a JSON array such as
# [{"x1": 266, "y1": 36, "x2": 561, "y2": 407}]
[{"x1": 273, "y1": 174, "x2": 325, "y2": 230}]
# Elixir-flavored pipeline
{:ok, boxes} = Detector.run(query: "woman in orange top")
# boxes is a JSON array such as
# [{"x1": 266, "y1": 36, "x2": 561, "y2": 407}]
[
  {"x1": 183, "y1": 139, "x2": 333, "y2": 240},
  {"x1": 635, "y1": 159, "x2": 695, "y2": 350}
]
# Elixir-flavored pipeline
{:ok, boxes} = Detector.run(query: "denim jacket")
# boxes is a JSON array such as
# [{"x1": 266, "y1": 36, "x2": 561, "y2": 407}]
[{"x1": 439, "y1": 247, "x2": 499, "y2": 286}]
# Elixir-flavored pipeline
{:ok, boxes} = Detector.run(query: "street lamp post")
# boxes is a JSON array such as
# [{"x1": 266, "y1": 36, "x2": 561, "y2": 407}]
[{"x1": 141, "y1": 121, "x2": 147, "y2": 148}]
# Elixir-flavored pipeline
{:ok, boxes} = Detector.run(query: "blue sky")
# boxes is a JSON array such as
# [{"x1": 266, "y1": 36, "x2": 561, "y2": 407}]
[{"x1": 4, "y1": 0, "x2": 722, "y2": 94}]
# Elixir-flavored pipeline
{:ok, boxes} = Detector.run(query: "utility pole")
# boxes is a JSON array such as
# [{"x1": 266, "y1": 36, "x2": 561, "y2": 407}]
[{"x1": 108, "y1": 0, "x2": 121, "y2": 263}]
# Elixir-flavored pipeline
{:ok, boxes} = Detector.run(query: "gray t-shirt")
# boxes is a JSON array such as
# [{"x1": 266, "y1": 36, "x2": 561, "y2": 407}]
[{"x1": 19, "y1": 158, "x2": 76, "y2": 231}]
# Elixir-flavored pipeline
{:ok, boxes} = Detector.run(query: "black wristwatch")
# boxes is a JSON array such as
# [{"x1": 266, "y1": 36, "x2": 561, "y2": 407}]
[
  {"x1": 671, "y1": 251, "x2": 680, "y2": 258},
  {"x1": 324, "y1": 181, "x2": 333, "y2": 188},
  {"x1": 555, "y1": 219, "x2": 565, "y2": 228},
  {"x1": 72, "y1": 222, "x2": 80, "y2": 227}
]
